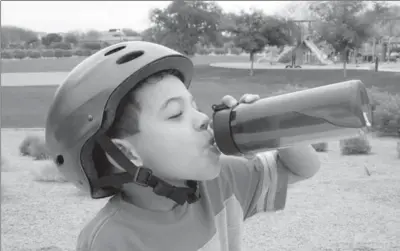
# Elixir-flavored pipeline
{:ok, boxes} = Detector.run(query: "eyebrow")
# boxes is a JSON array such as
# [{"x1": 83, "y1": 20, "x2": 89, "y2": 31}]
[{"x1": 160, "y1": 95, "x2": 194, "y2": 111}]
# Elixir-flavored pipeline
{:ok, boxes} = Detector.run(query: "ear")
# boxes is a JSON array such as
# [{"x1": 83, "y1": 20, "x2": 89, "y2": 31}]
[{"x1": 105, "y1": 138, "x2": 143, "y2": 173}]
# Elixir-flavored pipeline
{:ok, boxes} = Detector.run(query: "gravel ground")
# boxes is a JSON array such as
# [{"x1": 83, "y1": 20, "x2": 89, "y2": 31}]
[{"x1": 2, "y1": 129, "x2": 400, "y2": 251}]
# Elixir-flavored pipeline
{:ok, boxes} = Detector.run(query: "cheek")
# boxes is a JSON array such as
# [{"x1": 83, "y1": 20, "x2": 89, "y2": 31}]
[{"x1": 138, "y1": 122, "x2": 198, "y2": 158}]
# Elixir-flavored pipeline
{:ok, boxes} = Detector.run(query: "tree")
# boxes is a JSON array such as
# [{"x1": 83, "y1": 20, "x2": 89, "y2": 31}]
[
  {"x1": 84, "y1": 30, "x2": 102, "y2": 40},
  {"x1": 141, "y1": 26, "x2": 164, "y2": 43},
  {"x1": 309, "y1": 1, "x2": 373, "y2": 77},
  {"x1": 1, "y1": 25, "x2": 39, "y2": 48},
  {"x1": 41, "y1": 33, "x2": 63, "y2": 47},
  {"x1": 149, "y1": 0, "x2": 223, "y2": 55},
  {"x1": 122, "y1": 28, "x2": 140, "y2": 37},
  {"x1": 223, "y1": 10, "x2": 292, "y2": 76},
  {"x1": 361, "y1": 2, "x2": 400, "y2": 60},
  {"x1": 64, "y1": 32, "x2": 79, "y2": 46}
]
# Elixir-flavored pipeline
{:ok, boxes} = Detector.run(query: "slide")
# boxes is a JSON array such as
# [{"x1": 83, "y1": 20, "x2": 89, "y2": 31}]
[
  {"x1": 276, "y1": 46, "x2": 295, "y2": 63},
  {"x1": 304, "y1": 40, "x2": 334, "y2": 65}
]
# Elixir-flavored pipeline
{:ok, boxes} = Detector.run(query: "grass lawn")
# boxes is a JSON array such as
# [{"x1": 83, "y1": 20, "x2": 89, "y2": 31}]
[
  {"x1": 0, "y1": 55, "x2": 254, "y2": 73},
  {"x1": 2, "y1": 65, "x2": 400, "y2": 128},
  {"x1": 2, "y1": 129, "x2": 400, "y2": 251}
]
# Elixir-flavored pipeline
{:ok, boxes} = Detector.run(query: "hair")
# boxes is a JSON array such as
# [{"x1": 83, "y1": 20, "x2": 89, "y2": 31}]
[{"x1": 93, "y1": 69, "x2": 183, "y2": 178}]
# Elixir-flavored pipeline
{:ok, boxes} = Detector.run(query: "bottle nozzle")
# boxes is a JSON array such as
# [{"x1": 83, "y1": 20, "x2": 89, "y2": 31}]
[{"x1": 363, "y1": 112, "x2": 371, "y2": 127}]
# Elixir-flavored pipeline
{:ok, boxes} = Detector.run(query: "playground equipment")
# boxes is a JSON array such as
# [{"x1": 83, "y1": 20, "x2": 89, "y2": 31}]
[
  {"x1": 277, "y1": 39, "x2": 333, "y2": 67},
  {"x1": 278, "y1": 19, "x2": 334, "y2": 68}
]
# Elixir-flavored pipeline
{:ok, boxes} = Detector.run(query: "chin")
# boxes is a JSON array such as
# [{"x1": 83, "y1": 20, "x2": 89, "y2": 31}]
[{"x1": 198, "y1": 162, "x2": 222, "y2": 181}]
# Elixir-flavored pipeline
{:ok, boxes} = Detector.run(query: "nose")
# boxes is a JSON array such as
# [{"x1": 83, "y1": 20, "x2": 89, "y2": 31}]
[{"x1": 194, "y1": 111, "x2": 211, "y2": 131}]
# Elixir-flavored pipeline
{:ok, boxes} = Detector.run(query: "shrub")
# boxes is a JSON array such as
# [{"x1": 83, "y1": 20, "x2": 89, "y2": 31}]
[
  {"x1": 339, "y1": 135, "x2": 371, "y2": 155},
  {"x1": 41, "y1": 49, "x2": 55, "y2": 58},
  {"x1": 367, "y1": 87, "x2": 400, "y2": 136},
  {"x1": 19, "y1": 135, "x2": 50, "y2": 160},
  {"x1": 13, "y1": 50, "x2": 27, "y2": 59},
  {"x1": 312, "y1": 142, "x2": 328, "y2": 152},
  {"x1": 197, "y1": 47, "x2": 209, "y2": 55},
  {"x1": 230, "y1": 47, "x2": 241, "y2": 55},
  {"x1": 81, "y1": 42, "x2": 102, "y2": 51},
  {"x1": 50, "y1": 41, "x2": 72, "y2": 50},
  {"x1": 213, "y1": 47, "x2": 228, "y2": 55},
  {"x1": 30, "y1": 160, "x2": 68, "y2": 183},
  {"x1": 73, "y1": 49, "x2": 85, "y2": 56},
  {"x1": 27, "y1": 50, "x2": 41, "y2": 59},
  {"x1": 1, "y1": 51, "x2": 13, "y2": 59},
  {"x1": 82, "y1": 49, "x2": 93, "y2": 56},
  {"x1": 54, "y1": 49, "x2": 64, "y2": 58},
  {"x1": 62, "y1": 50, "x2": 73, "y2": 57}
]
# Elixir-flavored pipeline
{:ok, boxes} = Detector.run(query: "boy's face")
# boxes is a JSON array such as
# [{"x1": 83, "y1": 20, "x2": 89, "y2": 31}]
[{"x1": 126, "y1": 74, "x2": 221, "y2": 182}]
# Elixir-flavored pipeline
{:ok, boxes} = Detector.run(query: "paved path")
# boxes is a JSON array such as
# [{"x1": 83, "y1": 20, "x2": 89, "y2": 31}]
[
  {"x1": 210, "y1": 62, "x2": 400, "y2": 72},
  {"x1": 1, "y1": 72, "x2": 68, "y2": 87}
]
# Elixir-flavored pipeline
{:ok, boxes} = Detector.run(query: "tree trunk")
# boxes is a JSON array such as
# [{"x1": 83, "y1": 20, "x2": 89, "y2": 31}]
[
  {"x1": 250, "y1": 52, "x2": 254, "y2": 76},
  {"x1": 342, "y1": 49, "x2": 347, "y2": 78},
  {"x1": 372, "y1": 38, "x2": 376, "y2": 59}
]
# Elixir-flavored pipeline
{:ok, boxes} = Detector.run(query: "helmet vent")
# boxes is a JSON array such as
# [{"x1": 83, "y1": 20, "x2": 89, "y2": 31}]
[
  {"x1": 116, "y1": 51, "x2": 144, "y2": 65},
  {"x1": 55, "y1": 155, "x2": 64, "y2": 166},
  {"x1": 105, "y1": 46, "x2": 126, "y2": 56}
]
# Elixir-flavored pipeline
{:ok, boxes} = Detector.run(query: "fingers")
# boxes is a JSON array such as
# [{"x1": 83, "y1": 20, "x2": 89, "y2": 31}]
[
  {"x1": 238, "y1": 94, "x2": 260, "y2": 104},
  {"x1": 221, "y1": 95, "x2": 238, "y2": 108},
  {"x1": 221, "y1": 94, "x2": 260, "y2": 109}
]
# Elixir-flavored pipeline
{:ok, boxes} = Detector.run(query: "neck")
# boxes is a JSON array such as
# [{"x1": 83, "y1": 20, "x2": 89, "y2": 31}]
[{"x1": 121, "y1": 177, "x2": 188, "y2": 212}]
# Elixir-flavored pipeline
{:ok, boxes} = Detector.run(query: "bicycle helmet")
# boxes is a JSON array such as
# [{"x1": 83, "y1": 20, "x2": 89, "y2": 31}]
[{"x1": 45, "y1": 41, "x2": 200, "y2": 205}]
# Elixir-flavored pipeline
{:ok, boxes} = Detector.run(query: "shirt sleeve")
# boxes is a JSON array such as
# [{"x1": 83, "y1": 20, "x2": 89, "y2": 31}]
[{"x1": 219, "y1": 150, "x2": 289, "y2": 220}]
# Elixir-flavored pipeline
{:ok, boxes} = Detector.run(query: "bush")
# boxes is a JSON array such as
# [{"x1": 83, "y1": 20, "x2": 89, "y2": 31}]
[
  {"x1": 41, "y1": 49, "x2": 55, "y2": 58},
  {"x1": 81, "y1": 42, "x2": 102, "y2": 51},
  {"x1": 230, "y1": 47, "x2": 241, "y2": 55},
  {"x1": 213, "y1": 47, "x2": 228, "y2": 55},
  {"x1": 197, "y1": 47, "x2": 209, "y2": 55},
  {"x1": 1, "y1": 51, "x2": 13, "y2": 59},
  {"x1": 339, "y1": 135, "x2": 371, "y2": 155},
  {"x1": 13, "y1": 50, "x2": 27, "y2": 59},
  {"x1": 19, "y1": 135, "x2": 50, "y2": 160},
  {"x1": 312, "y1": 142, "x2": 328, "y2": 152},
  {"x1": 62, "y1": 50, "x2": 73, "y2": 57},
  {"x1": 27, "y1": 50, "x2": 41, "y2": 59},
  {"x1": 73, "y1": 49, "x2": 85, "y2": 56},
  {"x1": 30, "y1": 160, "x2": 68, "y2": 183},
  {"x1": 367, "y1": 87, "x2": 400, "y2": 136},
  {"x1": 50, "y1": 41, "x2": 72, "y2": 50},
  {"x1": 54, "y1": 49, "x2": 64, "y2": 58},
  {"x1": 82, "y1": 49, "x2": 94, "y2": 56}
]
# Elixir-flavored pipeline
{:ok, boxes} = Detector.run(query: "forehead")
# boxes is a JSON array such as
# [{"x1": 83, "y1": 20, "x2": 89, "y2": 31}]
[{"x1": 136, "y1": 74, "x2": 190, "y2": 111}]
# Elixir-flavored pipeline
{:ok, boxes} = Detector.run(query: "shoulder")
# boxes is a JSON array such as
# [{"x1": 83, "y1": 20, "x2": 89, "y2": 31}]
[{"x1": 76, "y1": 198, "x2": 143, "y2": 251}]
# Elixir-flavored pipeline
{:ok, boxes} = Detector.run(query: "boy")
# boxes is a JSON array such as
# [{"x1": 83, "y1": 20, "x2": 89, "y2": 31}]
[{"x1": 45, "y1": 41, "x2": 320, "y2": 251}]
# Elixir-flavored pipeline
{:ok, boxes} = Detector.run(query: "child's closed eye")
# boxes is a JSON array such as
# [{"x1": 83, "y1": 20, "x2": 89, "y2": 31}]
[{"x1": 169, "y1": 112, "x2": 183, "y2": 119}]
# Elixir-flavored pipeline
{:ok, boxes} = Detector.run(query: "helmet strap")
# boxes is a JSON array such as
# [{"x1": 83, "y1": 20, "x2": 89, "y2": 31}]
[{"x1": 94, "y1": 135, "x2": 201, "y2": 205}]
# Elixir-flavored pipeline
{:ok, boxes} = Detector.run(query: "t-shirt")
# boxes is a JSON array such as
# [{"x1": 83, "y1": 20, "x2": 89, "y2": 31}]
[{"x1": 76, "y1": 151, "x2": 289, "y2": 251}]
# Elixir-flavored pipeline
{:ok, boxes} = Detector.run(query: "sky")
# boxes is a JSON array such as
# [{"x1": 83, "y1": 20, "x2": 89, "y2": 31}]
[{"x1": 1, "y1": 1, "x2": 292, "y2": 33}]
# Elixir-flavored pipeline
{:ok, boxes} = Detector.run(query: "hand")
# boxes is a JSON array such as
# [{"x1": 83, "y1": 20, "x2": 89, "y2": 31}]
[
  {"x1": 221, "y1": 93, "x2": 261, "y2": 108},
  {"x1": 218, "y1": 93, "x2": 261, "y2": 160}
]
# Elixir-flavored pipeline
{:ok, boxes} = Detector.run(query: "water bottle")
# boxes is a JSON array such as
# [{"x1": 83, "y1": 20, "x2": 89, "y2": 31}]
[{"x1": 212, "y1": 80, "x2": 372, "y2": 156}]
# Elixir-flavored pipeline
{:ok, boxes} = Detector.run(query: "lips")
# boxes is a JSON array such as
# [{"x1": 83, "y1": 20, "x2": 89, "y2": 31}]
[{"x1": 208, "y1": 137, "x2": 216, "y2": 146}]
